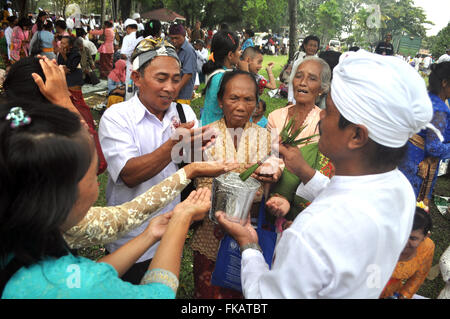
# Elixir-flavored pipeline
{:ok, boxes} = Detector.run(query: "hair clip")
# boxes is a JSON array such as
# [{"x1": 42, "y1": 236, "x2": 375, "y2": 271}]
[
  {"x1": 5, "y1": 106, "x2": 31, "y2": 128},
  {"x1": 416, "y1": 201, "x2": 429, "y2": 213},
  {"x1": 227, "y1": 33, "x2": 236, "y2": 45}
]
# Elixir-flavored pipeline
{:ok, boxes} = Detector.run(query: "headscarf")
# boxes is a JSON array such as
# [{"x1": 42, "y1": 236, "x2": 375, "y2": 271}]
[
  {"x1": 168, "y1": 23, "x2": 186, "y2": 36},
  {"x1": 331, "y1": 50, "x2": 440, "y2": 148},
  {"x1": 131, "y1": 38, "x2": 180, "y2": 71},
  {"x1": 108, "y1": 59, "x2": 127, "y2": 83}
]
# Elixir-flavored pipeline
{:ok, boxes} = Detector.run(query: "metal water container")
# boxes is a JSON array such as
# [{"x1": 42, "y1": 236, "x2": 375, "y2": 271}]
[{"x1": 209, "y1": 172, "x2": 261, "y2": 225}]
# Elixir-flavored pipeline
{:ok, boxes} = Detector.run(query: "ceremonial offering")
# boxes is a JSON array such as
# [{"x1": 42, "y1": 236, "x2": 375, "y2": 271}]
[
  {"x1": 238, "y1": 118, "x2": 318, "y2": 182},
  {"x1": 209, "y1": 172, "x2": 261, "y2": 225}
]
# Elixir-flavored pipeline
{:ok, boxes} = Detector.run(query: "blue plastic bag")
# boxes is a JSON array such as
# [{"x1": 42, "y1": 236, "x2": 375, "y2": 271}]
[{"x1": 211, "y1": 198, "x2": 276, "y2": 292}]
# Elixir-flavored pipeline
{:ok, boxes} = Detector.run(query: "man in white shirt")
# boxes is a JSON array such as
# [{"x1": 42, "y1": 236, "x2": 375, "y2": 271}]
[
  {"x1": 4, "y1": 15, "x2": 16, "y2": 61},
  {"x1": 89, "y1": 14, "x2": 96, "y2": 31},
  {"x1": 81, "y1": 33, "x2": 98, "y2": 60},
  {"x1": 99, "y1": 39, "x2": 211, "y2": 284},
  {"x1": 194, "y1": 39, "x2": 208, "y2": 84},
  {"x1": 66, "y1": 16, "x2": 75, "y2": 33},
  {"x1": 6, "y1": 1, "x2": 13, "y2": 17},
  {"x1": 437, "y1": 48, "x2": 450, "y2": 63},
  {"x1": 132, "y1": 13, "x2": 144, "y2": 32},
  {"x1": 121, "y1": 18, "x2": 139, "y2": 101},
  {"x1": 216, "y1": 50, "x2": 435, "y2": 298}
]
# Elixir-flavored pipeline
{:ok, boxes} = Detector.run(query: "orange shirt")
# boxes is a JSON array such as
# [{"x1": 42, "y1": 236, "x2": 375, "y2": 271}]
[{"x1": 380, "y1": 237, "x2": 435, "y2": 298}]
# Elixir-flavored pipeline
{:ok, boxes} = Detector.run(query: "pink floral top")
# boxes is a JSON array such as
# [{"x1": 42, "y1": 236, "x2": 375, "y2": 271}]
[
  {"x1": 10, "y1": 26, "x2": 30, "y2": 61},
  {"x1": 90, "y1": 27, "x2": 114, "y2": 54}
]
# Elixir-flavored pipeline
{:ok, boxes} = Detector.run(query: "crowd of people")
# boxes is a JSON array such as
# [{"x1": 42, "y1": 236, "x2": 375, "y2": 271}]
[{"x1": 0, "y1": 5, "x2": 449, "y2": 300}]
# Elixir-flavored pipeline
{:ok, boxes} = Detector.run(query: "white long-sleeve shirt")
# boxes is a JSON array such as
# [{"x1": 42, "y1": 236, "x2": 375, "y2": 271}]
[
  {"x1": 241, "y1": 169, "x2": 416, "y2": 298},
  {"x1": 99, "y1": 96, "x2": 198, "y2": 262}
]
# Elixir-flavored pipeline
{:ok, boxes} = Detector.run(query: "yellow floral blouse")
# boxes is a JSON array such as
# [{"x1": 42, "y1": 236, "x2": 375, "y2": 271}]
[
  {"x1": 380, "y1": 237, "x2": 435, "y2": 299},
  {"x1": 190, "y1": 118, "x2": 273, "y2": 261},
  {"x1": 63, "y1": 168, "x2": 191, "y2": 249}
]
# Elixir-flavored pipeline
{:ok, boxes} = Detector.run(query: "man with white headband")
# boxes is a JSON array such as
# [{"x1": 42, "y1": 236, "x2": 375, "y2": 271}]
[
  {"x1": 216, "y1": 50, "x2": 434, "y2": 298},
  {"x1": 98, "y1": 39, "x2": 203, "y2": 284}
]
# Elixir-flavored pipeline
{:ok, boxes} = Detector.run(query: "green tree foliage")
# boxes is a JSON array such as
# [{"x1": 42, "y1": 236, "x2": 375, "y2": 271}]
[
  {"x1": 242, "y1": 0, "x2": 288, "y2": 32},
  {"x1": 430, "y1": 23, "x2": 450, "y2": 60},
  {"x1": 316, "y1": 0, "x2": 342, "y2": 45}
]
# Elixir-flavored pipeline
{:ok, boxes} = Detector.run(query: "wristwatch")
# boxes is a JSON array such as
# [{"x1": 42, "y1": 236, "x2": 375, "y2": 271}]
[{"x1": 240, "y1": 243, "x2": 262, "y2": 254}]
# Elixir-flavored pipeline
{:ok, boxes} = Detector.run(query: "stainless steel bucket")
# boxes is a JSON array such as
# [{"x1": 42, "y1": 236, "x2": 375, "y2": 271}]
[{"x1": 209, "y1": 172, "x2": 261, "y2": 225}]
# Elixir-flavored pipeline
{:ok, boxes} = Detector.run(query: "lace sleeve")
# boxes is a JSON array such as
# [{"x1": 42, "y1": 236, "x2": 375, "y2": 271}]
[
  {"x1": 140, "y1": 268, "x2": 179, "y2": 294},
  {"x1": 426, "y1": 111, "x2": 450, "y2": 159},
  {"x1": 64, "y1": 169, "x2": 191, "y2": 249}
]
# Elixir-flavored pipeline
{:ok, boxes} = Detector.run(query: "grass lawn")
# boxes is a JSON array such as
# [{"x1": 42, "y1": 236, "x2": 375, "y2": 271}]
[{"x1": 86, "y1": 54, "x2": 449, "y2": 299}]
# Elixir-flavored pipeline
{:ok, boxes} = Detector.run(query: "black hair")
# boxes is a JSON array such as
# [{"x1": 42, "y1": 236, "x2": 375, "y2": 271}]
[
  {"x1": 220, "y1": 23, "x2": 229, "y2": 30},
  {"x1": 202, "y1": 30, "x2": 239, "y2": 76},
  {"x1": 412, "y1": 208, "x2": 432, "y2": 236},
  {"x1": 0, "y1": 99, "x2": 93, "y2": 267},
  {"x1": 259, "y1": 98, "x2": 266, "y2": 111},
  {"x1": 104, "y1": 20, "x2": 113, "y2": 28},
  {"x1": 349, "y1": 46, "x2": 360, "y2": 52},
  {"x1": 75, "y1": 27, "x2": 86, "y2": 38},
  {"x1": 318, "y1": 50, "x2": 342, "y2": 79},
  {"x1": 244, "y1": 29, "x2": 254, "y2": 37},
  {"x1": 44, "y1": 20, "x2": 53, "y2": 31},
  {"x1": 61, "y1": 35, "x2": 76, "y2": 47},
  {"x1": 217, "y1": 69, "x2": 259, "y2": 102},
  {"x1": 35, "y1": 11, "x2": 48, "y2": 31},
  {"x1": 6, "y1": 15, "x2": 16, "y2": 24},
  {"x1": 301, "y1": 35, "x2": 320, "y2": 52},
  {"x1": 55, "y1": 20, "x2": 67, "y2": 30},
  {"x1": 3, "y1": 57, "x2": 48, "y2": 103},
  {"x1": 145, "y1": 19, "x2": 162, "y2": 38},
  {"x1": 242, "y1": 46, "x2": 262, "y2": 60},
  {"x1": 17, "y1": 17, "x2": 32, "y2": 29},
  {"x1": 126, "y1": 24, "x2": 138, "y2": 30},
  {"x1": 337, "y1": 113, "x2": 408, "y2": 169},
  {"x1": 428, "y1": 61, "x2": 450, "y2": 95}
]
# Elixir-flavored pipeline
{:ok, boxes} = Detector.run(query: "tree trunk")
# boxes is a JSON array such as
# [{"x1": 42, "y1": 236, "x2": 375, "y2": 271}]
[
  {"x1": 16, "y1": 0, "x2": 28, "y2": 19},
  {"x1": 120, "y1": 0, "x2": 131, "y2": 20},
  {"x1": 288, "y1": 0, "x2": 298, "y2": 62},
  {"x1": 100, "y1": 0, "x2": 106, "y2": 25}
]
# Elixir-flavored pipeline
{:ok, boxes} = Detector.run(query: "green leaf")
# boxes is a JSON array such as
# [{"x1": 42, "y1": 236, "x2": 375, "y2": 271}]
[{"x1": 239, "y1": 163, "x2": 261, "y2": 181}]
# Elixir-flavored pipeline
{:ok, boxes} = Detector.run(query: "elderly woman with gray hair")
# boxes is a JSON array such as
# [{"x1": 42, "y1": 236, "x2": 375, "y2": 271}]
[{"x1": 265, "y1": 56, "x2": 334, "y2": 231}]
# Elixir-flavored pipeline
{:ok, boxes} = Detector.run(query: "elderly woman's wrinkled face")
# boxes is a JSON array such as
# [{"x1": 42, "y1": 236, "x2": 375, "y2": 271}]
[
  {"x1": 292, "y1": 59, "x2": 322, "y2": 105},
  {"x1": 220, "y1": 74, "x2": 258, "y2": 128}
]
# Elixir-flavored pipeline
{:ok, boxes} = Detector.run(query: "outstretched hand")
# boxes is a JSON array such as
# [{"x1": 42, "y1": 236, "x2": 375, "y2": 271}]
[
  {"x1": 146, "y1": 211, "x2": 173, "y2": 241},
  {"x1": 266, "y1": 195, "x2": 290, "y2": 217},
  {"x1": 184, "y1": 161, "x2": 240, "y2": 179},
  {"x1": 173, "y1": 187, "x2": 211, "y2": 223},
  {"x1": 248, "y1": 156, "x2": 283, "y2": 183},
  {"x1": 171, "y1": 125, "x2": 218, "y2": 162}
]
